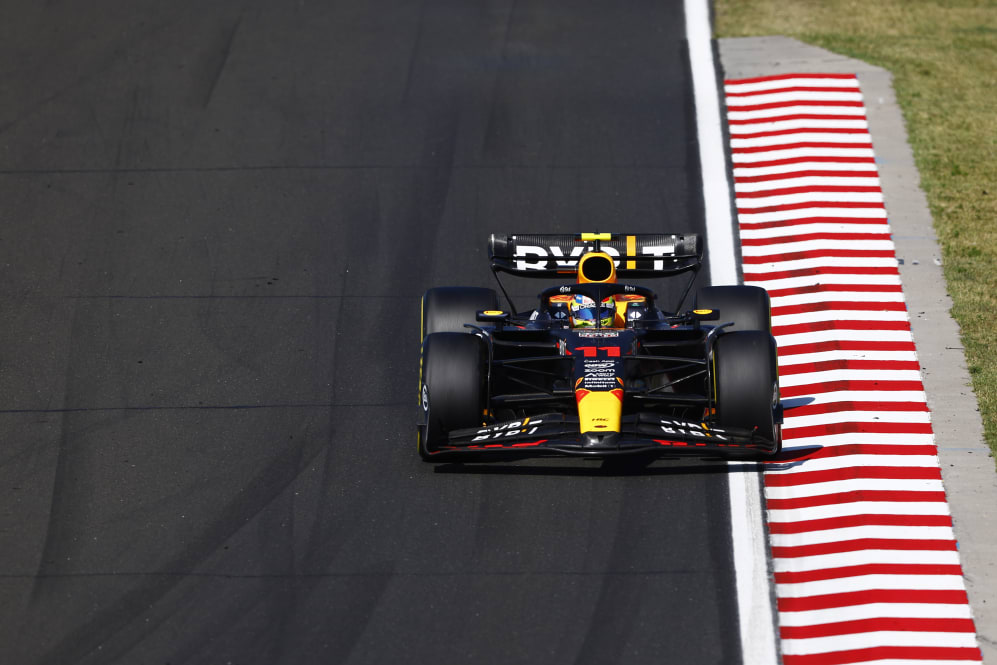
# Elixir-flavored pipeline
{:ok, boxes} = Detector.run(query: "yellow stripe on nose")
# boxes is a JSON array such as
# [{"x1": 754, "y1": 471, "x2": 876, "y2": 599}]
[{"x1": 576, "y1": 389, "x2": 623, "y2": 432}]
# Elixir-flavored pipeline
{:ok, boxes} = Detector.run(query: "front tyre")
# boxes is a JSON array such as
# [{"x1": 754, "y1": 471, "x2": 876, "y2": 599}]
[
  {"x1": 714, "y1": 330, "x2": 781, "y2": 455},
  {"x1": 695, "y1": 285, "x2": 771, "y2": 332},
  {"x1": 418, "y1": 332, "x2": 486, "y2": 460},
  {"x1": 422, "y1": 287, "x2": 500, "y2": 337}
]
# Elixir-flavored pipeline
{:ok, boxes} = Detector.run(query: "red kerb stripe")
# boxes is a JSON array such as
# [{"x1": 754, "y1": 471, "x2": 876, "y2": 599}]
[
  {"x1": 781, "y1": 617, "x2": 976, "y2": 640},
  {"x1": 773, "y1": 538, "x2": 956, "y2": 560},
  {"x1": 779, "y1": 359, "x2": 920, "y2": 376},
  {"x1": 773, "y1": 300, "x2": 906, "y2": 316},
  {"x1": 739, "y1": 217, "x2": 888, "y2": 231},
  {"x1": 779, "y1": 380, "x2": 925, "y2": 399},
  {"x1": 739, "y1": 201, "x2": 885, "y2": 216},
  {"x1": 730, "y1": 127, "x2": 868, "y2": 140},
  {"x1": 737, "y1": 185, "x2": 882, "y2": 199},
  {"x1": 768, "y1": 512, "x2": 952, "y2": 534},
  {"x1": 765, "y1": 490, "x2": 949, "y2": 510},
  {"x1": 782, "y1": 423, "x2": 935, "y2": 441},
  {"x1": 733, "y1": 155, "x2": 876, "y2": 170},
  {"x1": 744, "y1": 250, "x2": 895, "y2": 265},
  {"x1": 765, "y1": 465, "x2": 940, "y2": 487},
  {"x1": 772, "y1": 446, "x2": 938, "y2": 466},
  {"x1": 727, "y1": 113, "x2": 869, "y2": 127},
  {"x1": 726, "y1": 100, "x2": 865, "y2": 113},
  {"x1": 778, "y1": 339, "x2": 914, "y2": 355},
  {"x1": 735, "y1": 170, "x2": 878, "y2": 184},
  {"x1": 726, "y1": 86, "x2": 862, "y2": 99},
  {"x1": 772, "y1": 319, "x2": 910, "y2": 337},
  {"x1": 775, "y1": 563, "x2": 964, "y2": 585},
  {"x1": 733, "y1": 141, "x2": 873, "y2": 155},
  {"x1": 743, "y1": 233, "x2": 892, "y2": 247},
  {"x1": 784, "y1": 402, "x2": 929, "y2": 417},
  {"x1": 779, "y1": 587, "x2": 966, "y2": 614}
]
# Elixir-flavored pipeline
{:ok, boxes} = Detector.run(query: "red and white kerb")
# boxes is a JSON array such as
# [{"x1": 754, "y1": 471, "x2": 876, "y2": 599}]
[{"x1": 725, "y1": 74, "x2": 983, "y2": 664}]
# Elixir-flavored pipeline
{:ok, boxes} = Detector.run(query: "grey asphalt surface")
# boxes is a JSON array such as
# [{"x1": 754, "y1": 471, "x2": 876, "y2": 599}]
[{"x1": 0, "y1": 2, "x2": 744, "y2": 664}]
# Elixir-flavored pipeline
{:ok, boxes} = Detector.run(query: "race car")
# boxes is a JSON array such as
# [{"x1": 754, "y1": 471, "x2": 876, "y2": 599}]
[{"x1": 418, "y1": 232, "x2": 781, "y2": 461}]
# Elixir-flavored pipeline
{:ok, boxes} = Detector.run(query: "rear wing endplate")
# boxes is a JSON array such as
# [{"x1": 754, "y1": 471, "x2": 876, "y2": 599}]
[{"x1": 489, "y1": 233, "x2": 702, "y2": 278}]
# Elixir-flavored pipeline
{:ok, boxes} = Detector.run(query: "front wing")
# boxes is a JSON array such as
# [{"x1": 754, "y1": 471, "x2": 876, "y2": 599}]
[{"x1": 425, "y1": 413, "x2": 779, "y2": 460}]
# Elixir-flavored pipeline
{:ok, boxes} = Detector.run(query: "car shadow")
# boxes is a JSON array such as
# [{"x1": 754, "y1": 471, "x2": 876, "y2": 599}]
[{"x1": 435, "y1": 457, "x2": 767, "y2": 477}]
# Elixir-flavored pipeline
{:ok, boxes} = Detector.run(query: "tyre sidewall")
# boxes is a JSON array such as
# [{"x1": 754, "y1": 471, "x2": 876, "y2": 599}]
[
  {"x1": 418, "y1": 332, "x2": 486, "y2": 458},
  {"x1": 714, "y1": 330, "x2": 779, "y2": 453}
]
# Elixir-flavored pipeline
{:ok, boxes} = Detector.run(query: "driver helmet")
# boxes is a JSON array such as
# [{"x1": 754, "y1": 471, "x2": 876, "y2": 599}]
[{"x1": 570, "y1": 294, "x2": 617, "y2": 328}]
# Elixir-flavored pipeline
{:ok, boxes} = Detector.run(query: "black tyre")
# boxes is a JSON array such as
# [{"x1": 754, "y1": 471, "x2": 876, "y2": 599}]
[
  {"x1": 422, "y1": 287, "x2": 500, "y2": 337},
  {"x1": 714, "y1": 330, "x2": 781, "y2": 455},
  {"x1": 695, "y1": 285, "x2": 771, "y2": 332},
  {"x1": 418, "y1": 332, "x2": 486, "y2": 460}
]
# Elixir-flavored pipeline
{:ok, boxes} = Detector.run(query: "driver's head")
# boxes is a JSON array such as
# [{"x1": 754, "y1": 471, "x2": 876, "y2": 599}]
[{"x1": 570, "y1": 294, "x2": 617, "y2": 328}]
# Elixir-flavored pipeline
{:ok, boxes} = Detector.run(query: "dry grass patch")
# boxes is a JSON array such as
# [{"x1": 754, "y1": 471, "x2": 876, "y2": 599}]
[{"x1": 715, "y1": 0, "x2": 997, "y2": 465}]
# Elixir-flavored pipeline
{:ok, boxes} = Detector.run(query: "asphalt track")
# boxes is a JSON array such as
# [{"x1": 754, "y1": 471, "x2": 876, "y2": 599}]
[{"x1": 0, "y1": 2, "x2": 743, "y2": 663}]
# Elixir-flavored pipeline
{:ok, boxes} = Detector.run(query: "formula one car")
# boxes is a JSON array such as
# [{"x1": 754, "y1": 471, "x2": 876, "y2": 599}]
[{"x1": 418, "y1": 232, "x2": 781, "y2": 461}]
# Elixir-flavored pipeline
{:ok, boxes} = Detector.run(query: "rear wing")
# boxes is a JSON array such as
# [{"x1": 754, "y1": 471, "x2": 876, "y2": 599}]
[{"x1": 489, "y1": 233, "x2": 702, "y2": 278}]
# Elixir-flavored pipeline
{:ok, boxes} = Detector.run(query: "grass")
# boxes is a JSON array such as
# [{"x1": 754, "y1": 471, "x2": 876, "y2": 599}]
[{"x1": 714, "y1": 0, "x2": 997, "y2": 467}]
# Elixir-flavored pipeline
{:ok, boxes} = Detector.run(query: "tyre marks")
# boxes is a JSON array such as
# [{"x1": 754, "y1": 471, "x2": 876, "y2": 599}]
[{"x1": 724, "y1": 74, "x2": 983, "y2": 664}]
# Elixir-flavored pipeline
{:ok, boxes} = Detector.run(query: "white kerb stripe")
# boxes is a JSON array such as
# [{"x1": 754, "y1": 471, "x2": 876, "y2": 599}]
[
  {"x1": 781, "y1": 390, "x2": 928, "y2": 405},
  {"x1": 727, "y1": 105, "x2": 868, "y2": 121},
  {"x1": 725, "y1": 77, "x2": 860, "y2": 93},
  {"x1": 771, "y1": 290, "x2": 905, "y2": 306},
  {"x1": 737, "y1": 192, "x2": 885, "y2": 209},
  {"x1": 771, "y1": 524, "x2": 955, "y2": 547},
  {"x1": 733, "y1": 147, "x2": 876, "y2": 163},
  {"x1": 731, "y1": 118, "x2": 869, "y2": 132},
  {"x1": 781, "y1": 391, "x2": 929, "y2": 407},
  {"x1": 777, "y1": 574, "x2": 968, "y2": 598},
  {"x1": 773, "y1": 328, "x2": 913, "y2": 347},
  {"x1": 779, "y1": 369, "x2": 922, "y2": 388},
  {"x1": 745, "y1": 226, "x2": 892, "y2": 241},
  {"x1": 770, "y1": 434, "x2": 937, "y2": 450},
  {"x1": 768, "y1": 502, "x2": 952, "y2": 523},
  {"x1": 779, "y1": 602, "x2": 974, "y2": 626},
  {"x1": 731, "y1": 132, "x2": 876, "y2": 148},
  {"x1": 747, "y1": 258, "x2": 898, "y2": 274},
  {"x1": 782, "y1": 631, "x2": 979, "y2": 656},
  {"x1": 739, "y1": 208, "x2": 887, "y2": 224},
  {"x1": 765, "y1": 478, "x2": 945, "y2": 500},
  {"x1": 779, "y1": 351, "x2": 918, "y2": 365},
  {"x1": 728, "y1": 91, "x2": 864, "y2": 106},
  {"x1": 742, "y1": 238, "x2": 895, "y2": 254},
  {"x1": 772, "y1": 311, "x2": 910, "y2": 328},
  {"x1": 767, "y1": 458, "x2": 940, "y2": 480},
  {"x1": 734, "y1": 161, "x2": 879, "y2": 177},
  {"x1": 736, "y1": 176, "x2": 883, "y2": 192},
  {"x1": 772, "y1": 549, "x2": 962, "y2": 573},
  {"x1": 783, "y1": 413, "x2": 932, "y2": 429}
]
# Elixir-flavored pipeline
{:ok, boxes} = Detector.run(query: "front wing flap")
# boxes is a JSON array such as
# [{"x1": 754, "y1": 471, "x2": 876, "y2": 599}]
[{"x1": 429, "y1": 413, "x2": 778, "y2": 459}]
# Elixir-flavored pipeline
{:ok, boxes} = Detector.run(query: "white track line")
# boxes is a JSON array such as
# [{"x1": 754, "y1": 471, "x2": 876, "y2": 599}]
[{"x1": 686, "y1": 2, "x2": 778, "y2": 663}]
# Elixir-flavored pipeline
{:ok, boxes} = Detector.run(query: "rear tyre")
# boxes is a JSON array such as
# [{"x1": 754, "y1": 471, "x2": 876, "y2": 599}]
[
  {"x1": 418, "y1": 332, "x2": 486, "y2": 460},
  {"x1": 695, "y1": 285, "x2": 771, "y2": 332},
  {"x1": 714, "y1": 330, "x2": 781, "y2": 455},
  {"x1": 422, "y1": 287, "x2": 500, "y2": 337}
]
